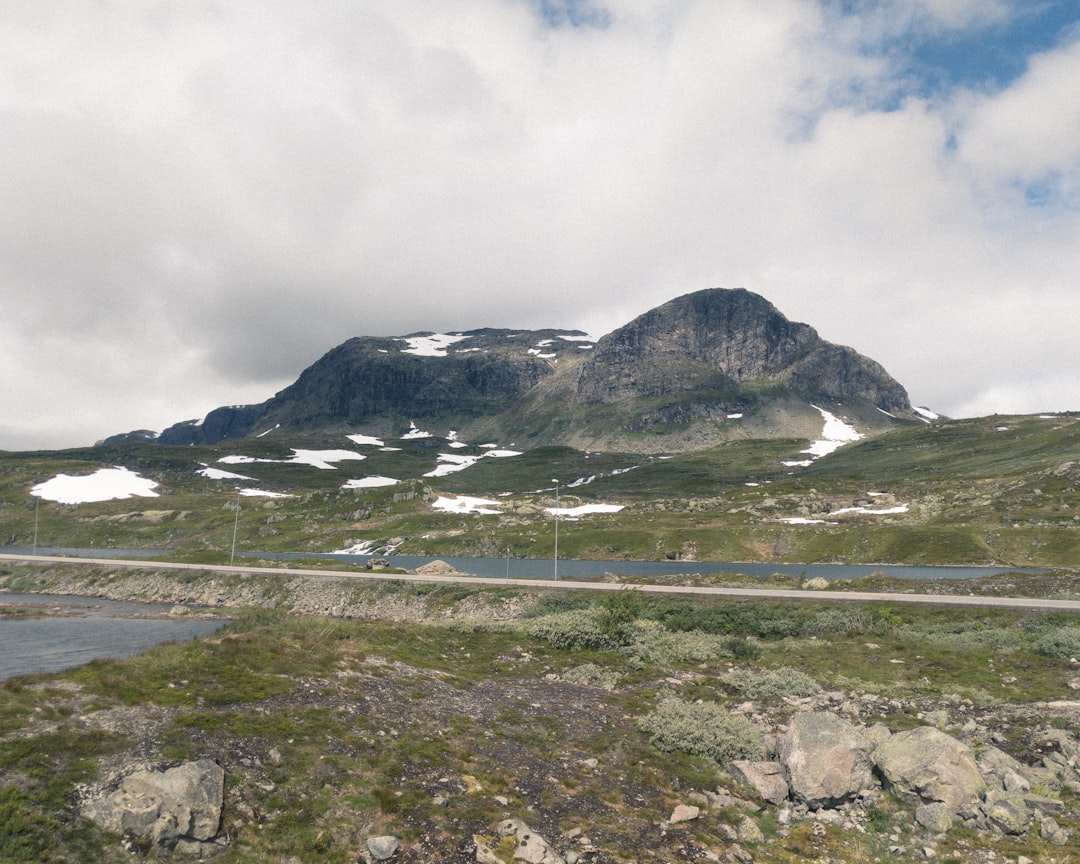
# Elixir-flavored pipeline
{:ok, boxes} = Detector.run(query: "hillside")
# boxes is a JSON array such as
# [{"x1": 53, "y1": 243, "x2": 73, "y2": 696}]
[
  {"x1": 109, "y1": 288, "x2": 921, "y2": 452},
  {"x1": 5, "y1": 410, "x2": 1080, "y2": 568}
]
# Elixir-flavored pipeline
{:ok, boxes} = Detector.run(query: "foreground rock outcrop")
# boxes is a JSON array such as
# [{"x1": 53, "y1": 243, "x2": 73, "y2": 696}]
[
  {"x1": 726, "y1": 708, "x2": 1073, "y2": 849},
  {"x1": 81, "y1": 759, "x2": 225, "y2": 856}
]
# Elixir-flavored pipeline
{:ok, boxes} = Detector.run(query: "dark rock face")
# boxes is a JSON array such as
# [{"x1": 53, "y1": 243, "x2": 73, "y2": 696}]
[
  {"x1": 577, "y1": 288, "x2": 911, "y2": 413},
  {"x1": 155, "y1": 329, "x2": 584, "y2": 445},
  {"x1": 259, "y1": 335, "x2": 556, "y2": 428},
  {"x1": 144, "y1": 288, "x2": 915, "y2": 447}
]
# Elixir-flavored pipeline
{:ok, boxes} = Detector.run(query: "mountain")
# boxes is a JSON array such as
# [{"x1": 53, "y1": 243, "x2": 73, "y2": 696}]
[{"x1": 115, "y1": 288, "x2": 920, "y2": 450}]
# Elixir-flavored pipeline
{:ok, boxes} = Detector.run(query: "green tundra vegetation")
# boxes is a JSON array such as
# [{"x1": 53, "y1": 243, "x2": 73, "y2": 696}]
[
  {"x1": 2, "y1": 578, "x2": 1080, "y2": 862},
  {"x1": 2, "y1": 411, "x2": 1079, "y2": 860},
  {"x1": 1, "y1": 412, "x2": 1078, "y2": 568}
]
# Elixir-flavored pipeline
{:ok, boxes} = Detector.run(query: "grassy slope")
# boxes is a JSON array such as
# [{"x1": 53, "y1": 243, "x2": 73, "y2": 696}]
[{"x1": 1, "y1": 413, "x2": 1078, "y2": 567}]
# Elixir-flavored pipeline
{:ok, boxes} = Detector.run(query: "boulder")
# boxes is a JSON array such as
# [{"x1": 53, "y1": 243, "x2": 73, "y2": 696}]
[
  {"x1": 668, "y1": 804, "x2": 699, "y2": 824},
  {"x1": 83, "y1": 759, "x2": 224, "y2": 850},
  {"x1": 984, "y1": 789, "x2": 1031, "y2": 835},
  {"x1": 479, "y1": 819, "x2": 564, "y2": 864},
  {"x1": 728, "y1": 760, "x2": 790, "y2": 804},
  {"x1": 915, "y1": 802, "x2": 953, "y2": 833},
  {"x1": 874, "y1": 726, "x2": 985, "y2": 813},
  {"x1": 1041, "y1": 815, "x2": 1071, "y2": 846},
  {"x1": 778, "y1": 711, "x2": 874, "y2": 807},
  {"x1": 366, "y1": 835, "x2": 401, "y2": 860}
]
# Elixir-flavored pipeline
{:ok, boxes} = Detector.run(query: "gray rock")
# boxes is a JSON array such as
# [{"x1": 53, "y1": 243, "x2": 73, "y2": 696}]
[
  {"x1": 915, "y1": 802, "x2": 953, "y2": 833},
  {"x1": 366, "y1": 835, "x2": 400, "y2": 860},
  {"x1": 874, "y1": 726, "x2": 985, "y2": 813},
  {"x1": 984, "y1": 789, "x2": 1030, "y2": 835},
  {"x1": 669, "y1": 804, "x2": 700, "y2": 824},
  {"x1": 737, "y1": 814, "x2": 763, "y2": 843},
  {"x1": 83, "y1": 759, "x2": 224, "y2": 850},
  {"x1": 1041, "y1": 815, "x2": 1070, "y2": 846},
  {"x1": 491, "y1": 819, "x2": 565, "y2": 864},
  {"x1": 778, "y1": 711, "x2": 874, "y2": 807},
  {"x1": 728, "y1": 760, "x2": 790, "y2": 805}
]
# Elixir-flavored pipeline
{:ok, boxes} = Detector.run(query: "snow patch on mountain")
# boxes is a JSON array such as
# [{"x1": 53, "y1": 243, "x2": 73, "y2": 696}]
[
  {"x1": 342, "y1": 476, "x2": 399, "y2": 489},
  {"x1": 397, "y1": 333, "x2": 470, "y2": 357},
  {"x1": 782, "y1": 406, "x2": 863, "y2": 467},
  {"x1": 32, "y1": 467, "x2": 159, "y2": 504}
]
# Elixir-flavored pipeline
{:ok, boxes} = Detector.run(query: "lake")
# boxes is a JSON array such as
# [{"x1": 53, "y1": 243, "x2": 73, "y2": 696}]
[{"x1": 0, "y1": 593, "x2": 227, "y2": 681}]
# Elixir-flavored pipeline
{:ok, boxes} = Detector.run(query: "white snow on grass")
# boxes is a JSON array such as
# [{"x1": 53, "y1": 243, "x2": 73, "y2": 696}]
[
  {"x1": 238, "y1": 488, "x2": 292, "y2": 498},
  {"x1": 218, "y1": 450, "x2": 367, "y2": 470},
  {"x1": 32, "y1": 467, "x2": 159, "y2": 504},
  {"x1": 342, "y1": 476, "x2": 399, "y2": 489},
  {"x1": 727, "y1": 413, "x2": 743, "y2": 419},
  {"x1": 831, "y1": 504, "x2": 910, "y2": 516},
  {"x1": 198, "y1": 464, "x2": 254, "y2": 481},
  {"x1": 528, "y1": 348, "x2": 557, "y2": 358},
  {"x1": 778, "y1": 517, "x2": 828, "y2": 524},
  {"x1": 397, "y1": 333, "x2": 470, "y2": 356},
  {"x1": 913, "y1": 406, "x2": 939, "y2": 421},
  {"x1": 782, "y1": 406, "x2": 863, "y2": 466},
  {"x1": 401, "y1": 422, "x2": 433, "y2": 440},
  {"x1": 423, "y1": 448, "x2": 523, "y2": 478},
  {"x1": 288, "y1": 449, "x2": 368, "y2": 470},
  {"x1": 255, "y1": 424, "x2": 280, "y2": 437},
  {"x1": 432, "y1": 495, "x2": 503, "y2": 515},
  {"x1": 546, "y1": 503, "x2": 625, "y2": 520},
  {"x1": 346, "y1": 433, "x2": 385, "y2": 447}
]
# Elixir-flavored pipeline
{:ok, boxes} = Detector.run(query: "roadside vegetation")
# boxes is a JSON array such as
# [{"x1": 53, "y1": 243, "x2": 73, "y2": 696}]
[{"x1": 3, "y1": 580, "x2": 1080, "y2": 862}]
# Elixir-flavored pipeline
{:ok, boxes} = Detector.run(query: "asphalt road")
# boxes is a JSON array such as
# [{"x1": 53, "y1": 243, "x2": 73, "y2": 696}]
[{"x1": 4, "y1": 552, "x2": 1080, "y2": 613}]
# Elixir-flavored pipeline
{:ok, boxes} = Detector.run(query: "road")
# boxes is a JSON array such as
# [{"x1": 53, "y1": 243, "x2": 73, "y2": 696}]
[{"x1": 3, "y1": 552, "x2": 1080, "y2": 612}]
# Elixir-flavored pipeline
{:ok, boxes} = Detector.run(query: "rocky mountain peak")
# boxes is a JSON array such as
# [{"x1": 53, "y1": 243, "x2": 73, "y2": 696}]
[
  {"x1": 128, "y1": 287, "x2": 918, "y2": 449},
  {"x1": 577, "y1": 287, "x2": 911, "y2": 414}
]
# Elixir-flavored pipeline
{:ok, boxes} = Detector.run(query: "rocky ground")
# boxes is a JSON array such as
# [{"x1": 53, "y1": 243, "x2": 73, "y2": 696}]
[{"x1": 4, "y1": 564, "x2": 1080, "y2": 863}]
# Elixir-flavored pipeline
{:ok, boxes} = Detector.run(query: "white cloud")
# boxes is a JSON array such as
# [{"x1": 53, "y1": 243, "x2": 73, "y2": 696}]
[{"x1": 1, "y1": 0, "x2": 1079, "y2": 449}]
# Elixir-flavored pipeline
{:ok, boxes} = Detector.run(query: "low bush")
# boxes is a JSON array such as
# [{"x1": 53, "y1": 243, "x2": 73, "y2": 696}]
[
  {"x1": 560, "y1": 662, "x2": 621, "y2": 690},
  {"x1": 622, "y1": 621, "x2": 743, "y2": 666},
  {"x1": 720, "y1": 666, "x2": 821, "y2": 699},
  {"x1": 636, "y1": 697, "x2": 762, "y2": 767},
  {"x1": 524, "y1": 609, "x2": 620, "y2": 651},
  {"x1": 1033, "y1": 626, "x2": 1080, "y2": 659}
]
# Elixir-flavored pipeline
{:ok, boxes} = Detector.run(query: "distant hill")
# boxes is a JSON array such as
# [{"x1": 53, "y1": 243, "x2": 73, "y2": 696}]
[{"x1": 107, "y1": 288, "x2": 921, "y2": 451}]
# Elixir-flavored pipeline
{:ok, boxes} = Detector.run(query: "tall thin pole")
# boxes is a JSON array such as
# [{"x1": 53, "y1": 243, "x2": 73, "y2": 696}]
[
  {"x1": 551, "y1": 479, "x2": 559, "y2": 579},
  {"x1": 230, "y1": 490, "x2": 240, "y2": 564},
  {"x1": 32, "y1": 496, "x2": 39, "y2": 556},
  {"x1": 506, "y1": 546, "x2": 510, "y2": 580}
]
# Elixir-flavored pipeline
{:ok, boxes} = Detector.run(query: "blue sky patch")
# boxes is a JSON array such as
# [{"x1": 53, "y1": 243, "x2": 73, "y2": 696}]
[
  {"x1": 532, "y1": 0, "x2": 612, "y2": 30},
  {"x1": 822, "y1": 0, "x2": 1080, "y2": 108}
]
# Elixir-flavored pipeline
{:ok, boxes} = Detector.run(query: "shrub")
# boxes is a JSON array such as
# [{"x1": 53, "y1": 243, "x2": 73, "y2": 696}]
[
  {"x1": 637, "y1": 697, "x2": 762, "y2": 766},
  {"x1": 596, "y1": 589, "x2": 645, "y2": 646},
  {"x1": 720, "y1": 666, "x2": 821, "y2": 699},
  {"x1": 1033, "y1": 626, "x2": 1080, "y2": 659},
  {"x1": 560, "y1": 663, "x2": 621, "y2": 690},
  {"x1": 622, "y1": 621, "x2": 742, "y2": 666},
  {"x1": 803, "y1": 606, "x2": 876, "y2": 636},
  {"x1": 524, "y1": 609, "x2": 619, "y2": 651}
]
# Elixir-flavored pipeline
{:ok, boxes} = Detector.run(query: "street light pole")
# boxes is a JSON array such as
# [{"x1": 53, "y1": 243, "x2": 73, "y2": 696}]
[
  {"x1": 230, "y1": 490, "x2": 240, "y2": 564},
  {"x1": 551, "y1": 479, "x2": 559, "y2": 579}
]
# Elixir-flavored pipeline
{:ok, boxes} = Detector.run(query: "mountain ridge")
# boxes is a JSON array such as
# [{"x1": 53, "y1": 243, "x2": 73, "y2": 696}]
[{"x1": 109, "y1": 288, "x2": 921, "y2": 450}]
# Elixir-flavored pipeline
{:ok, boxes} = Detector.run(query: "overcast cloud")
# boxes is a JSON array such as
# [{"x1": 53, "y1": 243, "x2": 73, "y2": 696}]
[{"x1": 3, "y1": 0, "x2": 1079, "y2": 450}]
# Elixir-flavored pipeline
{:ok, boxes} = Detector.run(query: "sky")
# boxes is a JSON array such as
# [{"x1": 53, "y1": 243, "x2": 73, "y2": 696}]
[{"x1": 3, "y1": 0, "x2": 1080, "y2": 451}]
